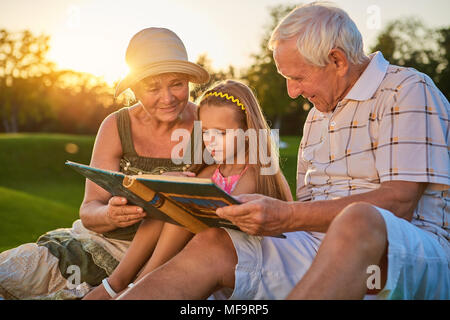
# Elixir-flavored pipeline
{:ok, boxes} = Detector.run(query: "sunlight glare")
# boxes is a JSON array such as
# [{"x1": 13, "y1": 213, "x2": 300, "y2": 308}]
[{"x1": 48, "y1": 28, "x2": 129, "y2": 86}]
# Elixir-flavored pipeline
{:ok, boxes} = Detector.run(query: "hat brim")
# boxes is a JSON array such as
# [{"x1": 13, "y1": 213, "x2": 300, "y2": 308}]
[{"x1": 115, "y1": 60, "x2": 210, "y2": 97}]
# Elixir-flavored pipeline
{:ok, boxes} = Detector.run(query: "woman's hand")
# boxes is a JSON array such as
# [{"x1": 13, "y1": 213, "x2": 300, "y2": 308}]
[
  {"x1": 105, "y1": 197, "x2": 147, "y2": 228},
  {"x1": 216, "y1": 194, "x2": 294, "y2": 236}
]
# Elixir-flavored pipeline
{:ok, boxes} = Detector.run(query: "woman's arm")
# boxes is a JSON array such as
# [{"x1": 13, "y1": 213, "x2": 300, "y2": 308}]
[{"x1": 79, "y1": 113, "x2": 146, "y2": 233}]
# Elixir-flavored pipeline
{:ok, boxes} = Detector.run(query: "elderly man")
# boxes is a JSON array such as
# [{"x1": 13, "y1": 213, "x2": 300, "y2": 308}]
[{"x1": 118, "y1": 3, "x2": 449, "y2": 300}]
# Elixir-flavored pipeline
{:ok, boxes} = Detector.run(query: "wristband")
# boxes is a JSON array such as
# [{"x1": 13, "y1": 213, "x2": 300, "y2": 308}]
[{"x1": 102, "y1": 278, "x2": 118, "y2": 298}]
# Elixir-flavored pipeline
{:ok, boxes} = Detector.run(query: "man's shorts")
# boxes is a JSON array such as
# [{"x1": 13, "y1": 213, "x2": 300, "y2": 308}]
[
  {"x1": 219, "y1": 207, "x2": 449, "y2": 300},
  {"x1": 375, "y1": 206, "x2": 449, "y2": 299},
  {"x1": 214, "y1": 230, "x2": 322, "y2": 299}
]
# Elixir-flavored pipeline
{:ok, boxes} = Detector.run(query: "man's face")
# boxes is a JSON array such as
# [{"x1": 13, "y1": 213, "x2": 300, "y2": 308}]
[{"x1": 273, "y1": 39, "x2": 341, "y2": 113}]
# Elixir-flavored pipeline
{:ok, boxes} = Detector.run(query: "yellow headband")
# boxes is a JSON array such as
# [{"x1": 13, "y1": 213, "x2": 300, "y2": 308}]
[{"x1": 203, "y1": 91, "x2": 246, "y2": 113}]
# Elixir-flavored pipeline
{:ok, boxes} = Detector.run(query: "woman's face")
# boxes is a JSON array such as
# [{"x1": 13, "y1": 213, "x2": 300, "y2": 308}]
[{"x1": 134, "y1": 73, "x2": 190, "y2": 123}]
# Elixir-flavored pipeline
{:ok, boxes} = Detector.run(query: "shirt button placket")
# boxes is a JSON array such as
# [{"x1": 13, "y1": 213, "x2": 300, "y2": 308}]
[{"x1": 329, "y1": 118, "x2": 335, "y2": 162}]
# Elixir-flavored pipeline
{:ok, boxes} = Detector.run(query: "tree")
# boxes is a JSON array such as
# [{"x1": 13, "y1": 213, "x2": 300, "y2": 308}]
[
  {"x1": 190, "y1": 53, "x2": 236, "y2": 102},
  {"x1": 242, "y1": 4, "x2": 310, "y2": 136},
  {"x1": 435, "y1": 27, "x2": 450, "y2": 96},
  {"x1": 46, "y1": 70, "x2": 117, "y2": 134},
  {"x1": 0, "y1": 29, "x2": 55, "y2": 132},
  {"x1": 370, "y1": 17, "x2": 449, "y2": 98},
  {"x1": 0, "y1": 29, "x2": 122, "y2": 134}
]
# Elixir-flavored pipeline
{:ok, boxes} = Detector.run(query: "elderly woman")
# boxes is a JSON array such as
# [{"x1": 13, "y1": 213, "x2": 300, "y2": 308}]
[{"x1": 0, "y1": 27, "x2": 209, "y2": 299}]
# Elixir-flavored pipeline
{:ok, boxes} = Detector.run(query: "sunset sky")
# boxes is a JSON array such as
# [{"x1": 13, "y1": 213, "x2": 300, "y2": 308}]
[{"x1": 1, "y1": 0, "x2": 449, "y2": 84}]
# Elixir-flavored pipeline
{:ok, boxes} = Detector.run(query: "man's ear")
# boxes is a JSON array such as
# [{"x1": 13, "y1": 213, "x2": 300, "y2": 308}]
[{"x1": 328, "y1": 48, "x2": 349, "y2": 76}]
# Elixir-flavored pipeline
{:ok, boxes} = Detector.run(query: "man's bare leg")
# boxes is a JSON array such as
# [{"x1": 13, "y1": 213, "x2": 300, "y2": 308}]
[
  {"x1": 117, "y1": 227, "x2": 237, "y2": 300},
  {"x1": 287, "y1": 202, "x2": 388, "y2": 299}
]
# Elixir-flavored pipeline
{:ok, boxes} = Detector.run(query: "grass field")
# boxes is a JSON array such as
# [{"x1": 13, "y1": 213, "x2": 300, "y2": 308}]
[{"x1": 0, "y1": 133, "x2": 300, "y2": 252}]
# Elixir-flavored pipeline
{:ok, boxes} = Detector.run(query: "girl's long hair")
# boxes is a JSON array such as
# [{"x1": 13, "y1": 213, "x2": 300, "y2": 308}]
[{"x1": 191, "y1": 80, "x2": 291, "y2": 201}]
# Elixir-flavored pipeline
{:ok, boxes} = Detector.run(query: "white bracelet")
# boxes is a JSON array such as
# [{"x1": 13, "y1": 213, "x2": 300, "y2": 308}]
[
  {"x1": 128, "y1": 282, "x2": 135, "y2": 289},
  {"x1": 102, "y1": 278, "x2": 118, "y2": 298}
]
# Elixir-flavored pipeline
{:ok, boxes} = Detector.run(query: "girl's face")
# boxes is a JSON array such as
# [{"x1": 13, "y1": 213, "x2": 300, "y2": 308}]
[
  {"x1": 134, "y1": 73, "x2": 189, "y2": 123},
  {"x1": 199, "y1": 104, "x2": 244, "y2": 163}
]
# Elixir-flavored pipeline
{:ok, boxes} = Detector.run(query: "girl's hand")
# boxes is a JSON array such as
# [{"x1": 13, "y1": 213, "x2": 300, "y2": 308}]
[
  {"x1": 161, "y1": 171, "x2": 196, "y2": 177},
  {"x1": 216, "y1": 194, "x2": 293, "y2": 236},
  {"x1": 105, "y1": 197, "x2": 147, "y2": 228}
]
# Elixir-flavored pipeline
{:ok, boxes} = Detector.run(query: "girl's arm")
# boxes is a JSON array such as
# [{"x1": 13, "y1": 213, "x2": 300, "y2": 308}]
[
  {"x1": 229, "y1": 166, "x2": 257, "y2": 196},
  {"x1": 230, "y1": 166, "x2": 293, "y2": 201},
  {"x1": 280, "y1": 171, "x2": 294, "y2": 201},
  {"x1": 231, "y1": 167, "x2": 293, "y2": 202}
]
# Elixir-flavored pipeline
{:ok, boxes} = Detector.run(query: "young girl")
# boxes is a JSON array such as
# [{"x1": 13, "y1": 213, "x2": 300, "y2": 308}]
[{"x1": 83, "y1": 80, "x2": 293, "y2": 299}]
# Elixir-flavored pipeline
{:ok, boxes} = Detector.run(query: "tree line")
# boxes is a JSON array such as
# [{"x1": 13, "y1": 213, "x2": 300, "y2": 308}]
[{"x1": 0, "y1": 5, "x2": 448, "y2": 136}]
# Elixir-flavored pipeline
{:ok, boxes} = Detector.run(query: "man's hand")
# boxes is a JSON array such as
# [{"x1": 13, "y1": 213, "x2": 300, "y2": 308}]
[{"x1": 216, "y1": 194, "x2": 293, "y2": 236}]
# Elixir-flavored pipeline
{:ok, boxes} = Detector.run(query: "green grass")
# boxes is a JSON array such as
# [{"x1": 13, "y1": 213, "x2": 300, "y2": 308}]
[
  {"x1": 279, "y1": 136, "x2": 301, "y2": 196},
  {"x1": 0, "y1": 133, "x2": 94, "y2": 251},
  {"x1": 0, "y1": 187, "x2": 79, "y2": 252},
  {"x1": 0, "y1": 133, "x2": 301, "y2": 252}
]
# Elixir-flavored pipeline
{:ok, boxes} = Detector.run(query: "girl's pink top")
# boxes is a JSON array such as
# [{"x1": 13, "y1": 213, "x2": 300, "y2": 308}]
[{"x1": 211, "y1": 165, "x2": 249, "y2": 194}]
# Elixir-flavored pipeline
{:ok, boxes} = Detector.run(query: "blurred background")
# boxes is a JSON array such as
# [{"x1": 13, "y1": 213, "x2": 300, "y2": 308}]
[{"x1": 0, "y1": 0, "x2": 449, "y2": 251}]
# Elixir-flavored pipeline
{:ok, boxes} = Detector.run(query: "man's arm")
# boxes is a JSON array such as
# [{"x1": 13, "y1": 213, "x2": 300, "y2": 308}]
[{"x1": 216, "y1": 180, "x2": 427, "y2": 236}]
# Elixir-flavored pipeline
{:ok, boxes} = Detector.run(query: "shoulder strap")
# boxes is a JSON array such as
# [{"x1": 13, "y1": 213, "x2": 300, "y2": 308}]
[
  {"x1": 116, "y1": 107, "x2": 137, "y2": 156},
  {"x1": 239, "y1": 164, "x2": 249, "y2": 177}
]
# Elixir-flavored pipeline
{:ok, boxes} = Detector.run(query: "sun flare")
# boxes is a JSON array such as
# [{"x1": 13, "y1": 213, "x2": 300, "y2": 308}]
[{"x1": 47, "y1": 29, "x2": 130, "y2": 86}]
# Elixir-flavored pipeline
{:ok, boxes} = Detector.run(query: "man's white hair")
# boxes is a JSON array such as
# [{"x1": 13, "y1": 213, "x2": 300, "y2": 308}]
[{"x1": 269, "y1": 2, "x2": 367, "y2": 67}]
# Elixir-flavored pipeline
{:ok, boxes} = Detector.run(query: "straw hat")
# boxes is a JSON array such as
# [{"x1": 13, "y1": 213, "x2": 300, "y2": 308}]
[{"x1": 115, "y1": 28, "x2": 210, "y2": 97}]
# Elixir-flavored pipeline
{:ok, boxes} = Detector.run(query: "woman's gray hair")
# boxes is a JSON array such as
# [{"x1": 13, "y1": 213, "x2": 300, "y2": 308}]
[{"x1": 268, "y1": 2, "x2": 367, "y2": 67}]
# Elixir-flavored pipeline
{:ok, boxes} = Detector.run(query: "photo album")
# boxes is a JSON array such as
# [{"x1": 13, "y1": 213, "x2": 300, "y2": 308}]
[{"x1": 66, "y1": 161, "x2": 285, "y2": 238}]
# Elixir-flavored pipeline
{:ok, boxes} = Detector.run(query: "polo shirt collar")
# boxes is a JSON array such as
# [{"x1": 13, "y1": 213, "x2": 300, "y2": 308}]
[{"x1": 343, "y1": 51, "x2": 389, "y2": 101}]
